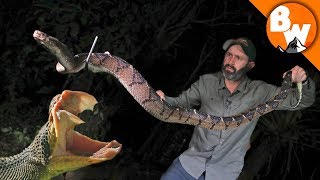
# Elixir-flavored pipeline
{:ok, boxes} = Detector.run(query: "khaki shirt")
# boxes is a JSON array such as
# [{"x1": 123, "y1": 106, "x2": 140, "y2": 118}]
[{"x1": 165, "y1": 71, "x2": 315, "y2": 180}]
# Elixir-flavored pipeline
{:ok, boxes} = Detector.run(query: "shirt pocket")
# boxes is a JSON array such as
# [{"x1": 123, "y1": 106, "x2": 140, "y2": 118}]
[
  {"x1": 230, "y1": 100, "x2": 242, "y2": 111},
  {"x1": 203, "y1": 96, "x2": 224, "y2": 115},
  {"x1": 229, "y1": 99, "x2": 257, "y2": 113}
]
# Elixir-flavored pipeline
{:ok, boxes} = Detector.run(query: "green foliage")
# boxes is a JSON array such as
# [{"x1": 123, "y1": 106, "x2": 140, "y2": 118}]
[
  {"x1": 1, "y1": 127, "x2": 32, "y2": 147},
  {"x1": 0, "y1": 126, "x2": 33, "y2": 156}
]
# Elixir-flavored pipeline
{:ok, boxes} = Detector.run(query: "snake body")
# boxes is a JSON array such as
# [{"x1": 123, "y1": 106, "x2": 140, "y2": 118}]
[
  {"x1": 76, "y1": 53, "x2": 293, "y2": 130},
  {"x1": 33, "y1": 30, "x2": 299, "y2": 130}
]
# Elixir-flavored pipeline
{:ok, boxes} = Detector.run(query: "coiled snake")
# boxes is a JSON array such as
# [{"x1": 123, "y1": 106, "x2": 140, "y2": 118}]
[{"x1": 33, "y1": 30, "x2": 302, "y2": 131}]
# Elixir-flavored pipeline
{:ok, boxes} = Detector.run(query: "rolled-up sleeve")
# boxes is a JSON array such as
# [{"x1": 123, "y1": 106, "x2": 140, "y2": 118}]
[
  {"x1": 264, "y1": 78, "x2": 316, "y2": 110},
  {"x1": 165, "y1": 77, "x2": 202, "y2": 108}
]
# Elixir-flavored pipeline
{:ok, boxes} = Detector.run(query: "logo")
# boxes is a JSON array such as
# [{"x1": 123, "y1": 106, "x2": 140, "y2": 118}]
[{"x1": 266, "y1": 3, "x2": 317, "y2": 53}]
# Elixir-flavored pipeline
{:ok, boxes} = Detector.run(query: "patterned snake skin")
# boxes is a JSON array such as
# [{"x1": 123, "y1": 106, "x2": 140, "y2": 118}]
[
  {"x1": 33, "y1": 30, "x2": 298, "y2": 130},
  {"x1": 0, "y1": 124, "x2": 50, "y2": 179}
]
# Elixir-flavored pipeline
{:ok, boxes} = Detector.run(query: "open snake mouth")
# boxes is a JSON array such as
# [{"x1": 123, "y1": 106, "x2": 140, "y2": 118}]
[{"x1": 47, "y1": 90, "x2": 121, "y2": 174}]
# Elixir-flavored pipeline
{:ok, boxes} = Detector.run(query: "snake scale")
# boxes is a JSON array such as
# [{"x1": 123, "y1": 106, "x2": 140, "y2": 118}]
[{"x1": 33, "y1": 30, "x2": 301, "y2": 131}]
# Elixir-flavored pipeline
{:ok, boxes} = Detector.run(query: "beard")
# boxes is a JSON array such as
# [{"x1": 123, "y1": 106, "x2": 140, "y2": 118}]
[{"x1": 222, "y1": 63, "x2": 251, "y2": 81}]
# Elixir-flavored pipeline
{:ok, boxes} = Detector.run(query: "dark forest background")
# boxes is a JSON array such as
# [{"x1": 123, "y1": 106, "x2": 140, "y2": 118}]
[{"x1": 0, "y1": 0, "x2": 319, "y2": 179}]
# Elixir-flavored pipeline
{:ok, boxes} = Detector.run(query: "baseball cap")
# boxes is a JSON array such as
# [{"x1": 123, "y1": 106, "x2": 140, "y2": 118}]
[{"x1": 222, "y1": 37, "x2": 256, "y2": 61}]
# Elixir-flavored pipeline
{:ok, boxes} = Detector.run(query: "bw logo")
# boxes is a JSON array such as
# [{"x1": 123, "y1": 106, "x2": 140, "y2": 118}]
[{"x1": 266, "y1": 3, "x2": 317, "y2": 53}]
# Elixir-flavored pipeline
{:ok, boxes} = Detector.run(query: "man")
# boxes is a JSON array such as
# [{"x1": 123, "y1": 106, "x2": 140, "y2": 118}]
[{"x1": 156, "y1": 37, "x2": 316, "y2": 180}]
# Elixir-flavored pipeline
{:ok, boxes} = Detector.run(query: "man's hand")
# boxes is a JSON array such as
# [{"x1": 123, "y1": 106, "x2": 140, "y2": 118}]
[
  {"x1": 156, "y1": 90, "x2": 166, "y2": 101},
  {"x1": 283, "y1": 65, "x2": 308, "y2": 83}
]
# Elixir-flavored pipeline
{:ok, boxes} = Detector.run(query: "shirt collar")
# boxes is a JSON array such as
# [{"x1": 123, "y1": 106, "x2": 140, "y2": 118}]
[{"x1": 218, "y1": 72, "x2": 226, "y2": 90}]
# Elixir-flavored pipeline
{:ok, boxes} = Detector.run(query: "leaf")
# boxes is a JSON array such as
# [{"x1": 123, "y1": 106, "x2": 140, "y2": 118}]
[
  {"x1": 37, "y1": 86, "x2": 55, "y2": 94},
  {"x1": 1, "y1": 127, "x2": 12, "y2": 133}
]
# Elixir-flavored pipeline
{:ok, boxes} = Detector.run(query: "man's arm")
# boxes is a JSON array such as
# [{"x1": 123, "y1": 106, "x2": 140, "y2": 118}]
[{"x1": 156, "y1": 77, "x2": 203, "y2": 108}]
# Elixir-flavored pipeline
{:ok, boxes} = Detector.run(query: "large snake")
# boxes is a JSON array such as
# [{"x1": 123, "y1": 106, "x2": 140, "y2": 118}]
[{"x1": 33, "y1": 30, "x2": 302, "y2": 131}]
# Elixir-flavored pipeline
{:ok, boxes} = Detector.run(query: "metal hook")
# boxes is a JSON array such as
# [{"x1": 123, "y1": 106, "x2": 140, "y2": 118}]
[{"x1": 85, "y1": 36, "x2": 98, "y2": 70}]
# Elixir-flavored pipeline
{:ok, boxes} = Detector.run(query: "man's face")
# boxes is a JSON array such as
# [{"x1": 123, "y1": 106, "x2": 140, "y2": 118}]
[{"x1": 222, "y1": 45, "x2": 253, "y2": 81}]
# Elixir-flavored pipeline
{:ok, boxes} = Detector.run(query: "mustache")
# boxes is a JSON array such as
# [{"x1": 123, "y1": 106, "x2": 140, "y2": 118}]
[{"x1": 223, "y1": 64, "x2": 236, "y2": 72}]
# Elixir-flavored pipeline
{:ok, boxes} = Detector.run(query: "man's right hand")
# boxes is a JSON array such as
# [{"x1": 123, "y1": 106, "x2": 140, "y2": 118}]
[{"x1": 156, "y1": 90, "x2": 165, "y2": 101}]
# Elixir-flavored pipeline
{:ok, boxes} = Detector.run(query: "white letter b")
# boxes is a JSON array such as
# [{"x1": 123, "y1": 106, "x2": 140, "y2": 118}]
[{"x1": 270, "y1": 5, "x2": 291, "y2": 32}]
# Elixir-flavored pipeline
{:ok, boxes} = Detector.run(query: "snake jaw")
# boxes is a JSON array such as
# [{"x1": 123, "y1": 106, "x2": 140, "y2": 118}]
[
  {"x1": 56, "y1": 62, "x2": 67, "y2": 73},
  {"x1": 33, "y1": 30, "x2": 86, "y2": 74},
  {"x1": 46, "y1": 90, "x2": 121, "y2": 178}
]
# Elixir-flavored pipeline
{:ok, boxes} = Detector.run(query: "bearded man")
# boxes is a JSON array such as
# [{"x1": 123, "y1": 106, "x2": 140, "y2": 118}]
[{"x1": 156, "y1": 37, "x2": 316, "y2": 180}]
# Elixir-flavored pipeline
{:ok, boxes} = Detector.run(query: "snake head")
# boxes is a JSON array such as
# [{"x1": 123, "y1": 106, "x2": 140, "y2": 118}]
[
  {"x1": 281, "y1": 70, "x2": 293, "y2": 91},
  {"x1": 33, "y1": 30, "x2": 86, "y2": 74},
  {"x1": 46, "y1": 90, "x2": 121, "y2": 178}
]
